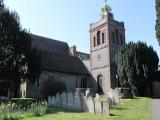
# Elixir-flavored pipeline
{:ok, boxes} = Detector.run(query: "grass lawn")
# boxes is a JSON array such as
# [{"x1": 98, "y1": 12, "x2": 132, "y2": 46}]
[{"x1": 22, "y1": 97, "x2": 151, "y2": 120}]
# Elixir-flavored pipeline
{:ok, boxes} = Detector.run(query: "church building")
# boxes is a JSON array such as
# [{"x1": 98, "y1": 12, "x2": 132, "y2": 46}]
[{"x1": 0, "y1": 3, "x2": 125, "y2": 98}]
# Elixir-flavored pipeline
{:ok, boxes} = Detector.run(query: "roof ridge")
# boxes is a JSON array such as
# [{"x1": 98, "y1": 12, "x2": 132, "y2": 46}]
[{"x1": 31, "y1": 34, "x2": 68, "y2": 45}]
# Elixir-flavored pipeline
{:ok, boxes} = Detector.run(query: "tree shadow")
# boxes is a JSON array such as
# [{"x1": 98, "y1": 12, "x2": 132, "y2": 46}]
[
  {"x1": 46, "y1": 107, "x2": 84, "y2": 114},
  {"x1": 110, "y1": 113, "x2": 119, "y2": 117},
  {"x1": 111, "y1": 107, "x2": 127, "y2": 110}
]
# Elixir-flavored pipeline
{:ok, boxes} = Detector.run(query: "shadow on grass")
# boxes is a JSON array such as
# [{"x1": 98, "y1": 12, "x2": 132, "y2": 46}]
[
  {"x1": 111, "y1": 107, "x2": 127, "y2": 110},
  {"x1": 46, "y1": 107, "x2": 84, "y2": 114},
  {"x1": 110, "y1": 113, "x2": 119, "y2": 117}
]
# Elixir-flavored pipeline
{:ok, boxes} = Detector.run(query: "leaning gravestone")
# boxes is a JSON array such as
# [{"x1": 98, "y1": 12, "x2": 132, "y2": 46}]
[
  {"x1": 74, "y1": 92, "x2": 81, "y2": 111},
  {"x1": 51, "y1": 96, "x2": 56, "y2": 107},
  {"x1": 67, "y1": 92, "x2": 74, "y2": 109},
  {"x1": 87, "y1": 97, "x2": 95, "y2": 113},
  {"x1": 61, "y1": 92, "x2": 67, "y2": 108},
  {"x1": 56, "y1": 93, "x2": 61, "y2": 107},
  {"x1": 48, "y1": 96, "x2": 52, "y2": 106}
]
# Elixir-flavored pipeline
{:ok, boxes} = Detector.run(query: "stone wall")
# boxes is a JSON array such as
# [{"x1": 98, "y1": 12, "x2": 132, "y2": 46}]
[
  {"x1": 27, "y1": 71, "x2": 92, "y2": 98},
  {"x1": 48, "y1": 92, "x2": 109, "y2": 115}
]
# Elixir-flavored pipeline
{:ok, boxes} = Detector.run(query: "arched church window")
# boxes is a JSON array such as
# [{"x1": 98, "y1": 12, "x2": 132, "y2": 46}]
[
  {"x1": 102, "y1": 33, "x2": 105, "y2": 44},
  {"x1": 115, "y1": 30, "x2": 119, "y2": 44},
  {"x1": 97, "y1": 75, "x2": 104, "y2": 95},
  {"x1": 97, "y1": 31, "x2": 100, "y2": 45},
  {"x1": 120, "y1": 34, "x2": 123, "y2": 45},
  {"x1": 93, "y1": 37, "x2": 96, "y2": 47}
]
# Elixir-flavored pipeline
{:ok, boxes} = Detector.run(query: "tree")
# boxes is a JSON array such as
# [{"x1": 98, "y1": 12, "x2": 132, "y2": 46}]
[
  {"x1": 115, "y1": 41, "x2": 159, "y2": 97},
  {"x1": 156, "y1": 0, "x2": 160, "y2": 44},
  {"x1": 0, "y1": 4, "x2": 41, "y2": 97},
  {"x1": 0, "y1": 0, "x2": 4, "y2": 9}
]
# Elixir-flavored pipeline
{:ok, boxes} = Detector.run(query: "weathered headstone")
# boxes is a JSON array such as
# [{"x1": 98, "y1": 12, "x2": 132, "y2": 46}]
[
  {"x1": 48, "y1": 96, "x2": 52, "y2": 106},
  {"x1": 61, "y1": 92, "x2": 67, "y2": 108},
  {"x1": 94, "y1": 101, "x2": 101, "y2": 114},
  {"x1": 56, "y1": 93, "x2": 61, "y2": 107},
  {"x1": 87, "y1": 97, "x2": 95, "y2": 113},
  {"x1": 108, "y1": 89, "x2": 114, "y2": 105},
  {"x1": 94, "y1": 94, "x2": 101, "y2": 114},
  {"x1": 51, "y1": 96, "x2": 56, "y2": 106},
  {"x1": 74, "y1": 93, "x2": 81, "y2": 111},
  {"x1": 113, "y1": 89, "x2": 120, "y2": 105},
  {"x1": 85, "y1": 89, "x2": 90, "y2": 97},
  {"x1": 67, "y1": 92, "x2": 74, "y2": 109},
  {"x1": 101, "y1": 101, "x2": 109, "y2": 115},
  {"x1": 81, "y1": 96, "x2": 88, "y2": 112},
  {"x1": 95, "y1": 93, "x2": 99, "y2": 99}
]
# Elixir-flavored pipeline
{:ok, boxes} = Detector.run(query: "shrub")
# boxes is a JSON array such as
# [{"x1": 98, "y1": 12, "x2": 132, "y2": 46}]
[
  {"x1": 156, "y1": 71, "x2": 160, "y2": 81},
  {"x1": 0, "y1": 99, "x2": 48, "y2": 119},
  {"x1": 40, "y1": 76, "x2": 66, "y2": 98}
]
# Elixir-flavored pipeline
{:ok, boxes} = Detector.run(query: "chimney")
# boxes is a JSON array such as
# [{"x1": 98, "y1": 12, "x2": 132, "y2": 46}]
[{"x1": 69, "y1": 45, "x2": 76, "y2": 56}]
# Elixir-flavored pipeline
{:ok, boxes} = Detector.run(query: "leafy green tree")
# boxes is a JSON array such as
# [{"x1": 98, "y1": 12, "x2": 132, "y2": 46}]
[
  {"x1": 156, "y1": 0, "x2": 160, "y2": 44},
  {"x1": 0, "y1": 4, "x2": 41, "y2": 97},
  {"x1": 115, "y1": 42, "x2": 159, "y2": 96}
]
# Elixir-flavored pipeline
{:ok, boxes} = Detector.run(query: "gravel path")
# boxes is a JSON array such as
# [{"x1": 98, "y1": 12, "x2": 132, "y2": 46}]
[{"x1": 152, "y1": 99, "x2": 160, "y2": 120}]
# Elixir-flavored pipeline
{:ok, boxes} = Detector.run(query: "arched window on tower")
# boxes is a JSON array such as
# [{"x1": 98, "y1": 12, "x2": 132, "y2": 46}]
[
  {"x1": 97, "y1": 31, "x2": 100, "y2": 45},
  {"x1": 115, "y1": 30, "x2": 119, "y2": 44},
  {"x1": 102, "y1": 33, "x2": 105, "y2": 44},
  {"x1": 120, "y1": 34, "x2": 123, "y2": 45},
  {"x1": 93, "y1": 37, "x2": 96, "y2": 47}
]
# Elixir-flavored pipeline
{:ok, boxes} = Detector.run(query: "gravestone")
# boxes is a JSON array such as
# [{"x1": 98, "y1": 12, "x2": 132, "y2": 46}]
[
  {"x1": 94, "y1": 95, "x2": 101, "y2": 114},
  {"x1": 67, "y1": 92, "x2": 74, "y2": 109},
  {"x1": 51, "y1": 96, "x2": 56, "y2": 106},
  {"x1": 48, "y1": 96, "x2": 52, "y2": 106},
  {"x1": 87, "y1": 97, "x2": 95, "y2": 113},
  {"x1": 85, "y1": 89, "x2": 90, "y2": 97},
  {"x1": 101, "y1": 101, "x2": 109, "y2": 115},
  {"x1": 56, "y1": 93, "x2": 61, "y2": 107},
  {"x1": 74, "y1": 93, "x2": 81, "y2": 111},
  {"x1": 108, "y1": 89, "x2": 114, "y2": 105},
  {"x1": 61, "y1": 92, "x2": 67, "y2": 108},
  {"x1": 95, "y1": 93, "x2": 99, "y2": 99},
  {"x1": 113, "y1": 88, "x2": 120, "y2": 105},
  {"x1": 81, "y1": 96, "x2": 88, "y2": 112}
]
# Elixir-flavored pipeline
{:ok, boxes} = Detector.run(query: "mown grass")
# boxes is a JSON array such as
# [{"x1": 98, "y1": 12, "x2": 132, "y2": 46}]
[{"x1": 21, "y1": 97, "x2": 151, "y2": 120}]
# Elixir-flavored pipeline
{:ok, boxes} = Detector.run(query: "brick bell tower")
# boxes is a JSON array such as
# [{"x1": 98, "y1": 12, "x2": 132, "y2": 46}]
[{"x1": 90, "y1": 4, "x2": 125, "y2": 95}]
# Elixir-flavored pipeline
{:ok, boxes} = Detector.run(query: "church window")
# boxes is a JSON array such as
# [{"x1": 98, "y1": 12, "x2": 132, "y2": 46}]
[
  {"x1": 93, "y1": 37, "x2": 96, "y2": 47},
  {"x1": 115, "y1": 30, "x2": 119, "y2": 44},
  {"x1": 81, "y1": 76, "x2": 87, "y2": 88},
  {"x1": 112, "y1": 32, "x2": 115, "y2": 44},
  {"x1": 102, "y1": 33, "x2": 105, "y2": 44},
  {"x1": 97, "y1": 31, "x2": 100, "y2": 45}
]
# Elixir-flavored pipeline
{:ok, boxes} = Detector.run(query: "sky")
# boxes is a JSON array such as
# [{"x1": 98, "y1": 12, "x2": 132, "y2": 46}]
[{"x1": 5, "y1": 0, "x2": 160, "y2": 63}]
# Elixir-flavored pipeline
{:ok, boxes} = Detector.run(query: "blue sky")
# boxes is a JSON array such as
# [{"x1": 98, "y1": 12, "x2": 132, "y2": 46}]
[{"x1": 5, "y1": 0, "x2": 160, "y2": 62}]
